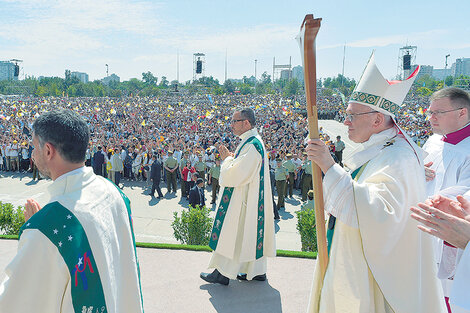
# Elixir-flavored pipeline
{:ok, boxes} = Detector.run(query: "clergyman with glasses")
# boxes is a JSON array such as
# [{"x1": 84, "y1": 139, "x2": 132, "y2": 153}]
[
  {"x1": 305, "y1": 54, "x2": 446, "y2": 313},
  {"x1": 200, "y1": 107, "x2": 276, "y2": 285},
  {"x1": 421, "y1": 87, "x2": 470, "y2": 310}
]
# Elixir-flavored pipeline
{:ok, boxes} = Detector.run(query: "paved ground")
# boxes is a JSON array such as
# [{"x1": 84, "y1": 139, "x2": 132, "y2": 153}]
[
  {"x1": 0, "y1": 120, "x2": 356, "y2": 252},
  {"x1": 0, "y1": 120, "x2": 355, "y2": 312},
  {"x1": 0, "y1": 239, "x2": 316, "y2": 312}
]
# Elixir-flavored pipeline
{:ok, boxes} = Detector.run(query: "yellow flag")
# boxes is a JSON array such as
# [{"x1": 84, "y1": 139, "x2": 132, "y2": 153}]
[{"x1": 141, "y1": 120, "x2": 146, "y2": 126}]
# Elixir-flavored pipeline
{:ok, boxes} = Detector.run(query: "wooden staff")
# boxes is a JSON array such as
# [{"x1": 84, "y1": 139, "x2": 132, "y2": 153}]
[{"x1": 299, "y1": 14, "x2": 328, "y2": 279}]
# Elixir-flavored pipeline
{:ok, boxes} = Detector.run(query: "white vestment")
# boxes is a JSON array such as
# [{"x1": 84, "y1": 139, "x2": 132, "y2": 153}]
[
  {"x1": 208, "y1": 128, "x2": 276, "y2": 279},
  {"x1": 424, "y1": 134, "x2": 470, "y2": 308},
  {"x1": 308, "y1": 127, "x2": 446, "y2": 313},
  {"x1": 450, "y1": 191, "x2": 470, "y2": 312},
  {"x1": 0, "y1": 167, "x2": 144, "y2": 313}
]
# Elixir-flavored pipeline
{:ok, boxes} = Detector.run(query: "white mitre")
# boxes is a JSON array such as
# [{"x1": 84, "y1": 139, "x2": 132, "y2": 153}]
[
  {"x1": 350, "y1": 53, "x2": 420, "y2": 118},
  {"x1": 349, "y1": 53, "x2": 426, "y2": 163}
]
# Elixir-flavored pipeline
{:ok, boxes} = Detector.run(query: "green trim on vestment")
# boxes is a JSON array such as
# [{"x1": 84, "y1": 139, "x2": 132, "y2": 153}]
[
  {"x1": 111, "y1": 181, "x2": 145, "y2": 313},
  {"x1": 19, "y1": 202, "x2": 107, "y2": 313},
  {"x1": 209, "y1": 136, "x2": 267, "y2": 259},
  {"x1": 326, "y1": 163, "x2": 368, "y2": 256}
]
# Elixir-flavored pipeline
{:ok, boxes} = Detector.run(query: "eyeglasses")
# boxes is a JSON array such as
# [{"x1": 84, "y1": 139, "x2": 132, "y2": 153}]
[
  {"x1": 231, "y1": 119, "x2": 246, "y2": 124},
  {"x1": 425, "y1": 107, "x2": 464, "y2": 118},
  {"x1": 344, "y1": 111, "x2": 378, "y2": 121}
]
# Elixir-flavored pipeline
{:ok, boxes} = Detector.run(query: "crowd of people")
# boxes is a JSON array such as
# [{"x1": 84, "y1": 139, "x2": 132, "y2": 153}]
[{"x1": 0, "y1": 89, "x2": 433, "y2": 203}]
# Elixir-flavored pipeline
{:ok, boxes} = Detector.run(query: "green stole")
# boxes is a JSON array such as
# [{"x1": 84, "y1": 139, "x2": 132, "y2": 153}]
[
  {"x1": 326, "y1": 163, "x2": 368, "y2": 256},
  {"x1": 19, "y1": 202, "x2": 108, "y2": 313},
  {"x1": 19, "y1": 183, "x2": 145, "y2": 313},
  {"x1": 209, "y1": 136, "x2": 266, "y2": 259}
]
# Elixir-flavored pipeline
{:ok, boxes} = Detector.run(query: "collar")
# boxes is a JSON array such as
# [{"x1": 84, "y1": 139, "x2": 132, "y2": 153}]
[
  {"x1": 442, "y1": 122, "x2": 470, "y2": 145},
  {"x1": 55, "y1": 166, "x2": 87, "y2": 182},
  {"x1": 344, "y1": 127, "x2": 398, "y2": 171},
  {"x1": 238, "y1": 128, "x2": 258, "y2": 141},
  {"x1": 48, "y1": 167, "x2": 94, "y2": 198}
]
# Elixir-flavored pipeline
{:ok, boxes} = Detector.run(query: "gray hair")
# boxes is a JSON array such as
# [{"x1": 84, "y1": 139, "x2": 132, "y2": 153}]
[{"x1": 236, "y1": 107, "x2": 256, "y2": 127}]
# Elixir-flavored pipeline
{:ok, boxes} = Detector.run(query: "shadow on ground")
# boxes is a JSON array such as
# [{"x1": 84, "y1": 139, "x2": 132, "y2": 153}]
[{"x1": 200, "y1": 279, "x2": 282, "y2": 313}]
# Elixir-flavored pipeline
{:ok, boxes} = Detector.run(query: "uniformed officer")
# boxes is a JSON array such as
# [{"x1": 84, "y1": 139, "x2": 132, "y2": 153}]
[
  {"x1": 163, "y1": 150, "x2": 178, "y2": 193},
  {"x1": 194, "y1": 152, "x2": 207, "y2": 183},
  {"x1": 301, "y1": 153, "x2": 313, "y2": 201},
  {"x1": 274, "y1": 158, "x2": 289, "y2": 211},
  {"x1": 283, "y1": 153, "x2": 296, "y2": 198},
  {"x1": 301, "y1": 190, "x2": 315, "y2": 210},
  {"x1": 208, "y1": 157, "x2": 221, "y2": 204}
]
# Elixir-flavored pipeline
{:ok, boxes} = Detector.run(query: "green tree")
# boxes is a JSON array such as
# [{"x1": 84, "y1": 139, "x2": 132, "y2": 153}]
[
  {"x1": 223, "y1": 80, "x2": 235, "y2": 93},
  {"x1": 445, "y1": 76, "x2": 454, "y2": 86},
  {"x1": 159, "y1": 76, "x2": 169, "y2": 88},
  {"x1": 284, "y1": 78, "x2": 300, "y2": 96},
  {"x1": 142, "y1": 71, "x2": 158, "y2": 86},
  {"x1": 239, "y1": 83, "x2": 253, "y2": 95}
]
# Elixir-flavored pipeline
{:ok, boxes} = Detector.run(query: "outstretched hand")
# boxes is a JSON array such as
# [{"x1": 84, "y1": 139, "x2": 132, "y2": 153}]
[{"x1": 24, "y1": 199, "x2": 42, "y2": 222}]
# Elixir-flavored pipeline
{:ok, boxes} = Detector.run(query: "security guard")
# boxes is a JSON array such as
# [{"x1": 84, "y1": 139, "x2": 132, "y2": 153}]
[
  {"x1": 194, "y1": 152, "x2": 207, "y2": 183},
  {"x1": 274, "y1": 158, "x2": 289, "y2": 211},
  {"x1": 283, "y1": 153, "x2": 296, "y2": 198},
  {"x1": 301, "y1": 153, "x2": 313, "y2": 201},
  {"x1": 208, "y1": 157, "x2": 221, "y2": 204},
  {"x1": 163, "y1": 150, "x2": 178, "y2": 193}
]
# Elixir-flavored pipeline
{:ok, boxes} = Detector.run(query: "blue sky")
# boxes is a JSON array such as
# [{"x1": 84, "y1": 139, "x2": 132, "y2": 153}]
[{"x1": 1, "y1": 0, "x2": 469, "y2": 83}]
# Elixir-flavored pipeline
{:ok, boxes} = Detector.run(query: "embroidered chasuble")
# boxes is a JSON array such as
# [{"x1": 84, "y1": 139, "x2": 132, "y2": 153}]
[
  {"x1": 307, "y1": 128, "x2": 446, "y2": 313},
  {"x1": 207, "y1": 128, "x2": 275, "y2": 280}
]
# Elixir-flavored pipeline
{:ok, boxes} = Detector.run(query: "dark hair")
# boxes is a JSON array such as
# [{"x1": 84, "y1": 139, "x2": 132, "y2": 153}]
[
  {"x1": 237, "y1": 107, "x2": 256, "y2": 127},
  {"x1": 33, "y1": 109, "x2": 89, "y2": 163},
  {"x1": 431, "y1": 87, "x2": 470, "y2": 113}
]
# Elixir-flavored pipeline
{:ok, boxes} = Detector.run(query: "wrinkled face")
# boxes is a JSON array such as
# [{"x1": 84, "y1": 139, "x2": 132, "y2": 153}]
[
  {"x1": 31, "y1": 134, "x2": 51, "y2": 179},
  {"x1": 343, "y1": 102, "x2": 379, "y2": 143},
  {"x1": 427, "y1": 97, "x2": 467, "y2": 135}
]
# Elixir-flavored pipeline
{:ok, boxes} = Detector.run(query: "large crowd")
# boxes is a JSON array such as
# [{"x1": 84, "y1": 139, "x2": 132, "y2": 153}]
[{"x1": 0, "y1": 89, "x2": 432, "y2": 200}]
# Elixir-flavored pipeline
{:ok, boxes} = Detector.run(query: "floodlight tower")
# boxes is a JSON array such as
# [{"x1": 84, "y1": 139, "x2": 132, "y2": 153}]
[{"x1": 193, "y1": 53, "x2": 206, "y2": 82}]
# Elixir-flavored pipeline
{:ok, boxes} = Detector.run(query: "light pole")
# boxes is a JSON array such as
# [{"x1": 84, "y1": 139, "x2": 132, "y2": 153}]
[
  {"x1": 254, "y1": 59, "x2": 258, "y2": 81},
  {"x1": 105, "y1": 64, "x2": 109, "y2": 77}
]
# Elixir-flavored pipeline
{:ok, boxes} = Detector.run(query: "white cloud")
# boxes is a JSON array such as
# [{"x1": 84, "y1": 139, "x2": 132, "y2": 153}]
[
  {"x1": 319, "y1": 29, "x2": 449, "y2": 50},
  {"x1": 151, "y1": 24, "x2": 299, "y2": 57}
]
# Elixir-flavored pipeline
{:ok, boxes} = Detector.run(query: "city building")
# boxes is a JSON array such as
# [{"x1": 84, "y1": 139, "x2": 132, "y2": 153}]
[
  {"x1": 416, "y1": 65, "x2": 433, "y2": 79},
  {"x1": 453, "y1": 58, "x2": 470, "y2": 77},
  {"x1": 101, "y1": 74, "x2": 120, "y2": 86},
  {"x1": 292, "y1": 65, "x2": 304, "y2": 82},
  {"x1": 433, "y1": 68, "x2": 452, "y2": 81},
  {"x1": 0, "y1": 61, "x2": 17, "y2": 81},
  {"x1": 280, "y1": 69, "x2": 291, "y2": 80},
  {"x1": 71, "y1": 71, "x2": 89, "y2": 83}
]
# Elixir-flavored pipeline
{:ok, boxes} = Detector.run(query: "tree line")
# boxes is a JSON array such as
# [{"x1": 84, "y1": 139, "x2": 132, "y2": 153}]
[{"x1": 1, "y1": 69, "x2": 467, "y2": 98}]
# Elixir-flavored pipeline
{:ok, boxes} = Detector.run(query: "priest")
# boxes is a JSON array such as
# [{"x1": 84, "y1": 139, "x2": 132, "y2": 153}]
[
  {"x1": 200, "y1": 107, "x2": 276, "y2": 285},
  {"x1": 0, "y1": 109, "x2": 144, "y2": 313},
  {"x1": 305, "y1": 54, "x2": 446, "y2": 313},
  {"x1": 422, "y1": 87, "x2": 470, "y2": 312}
]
